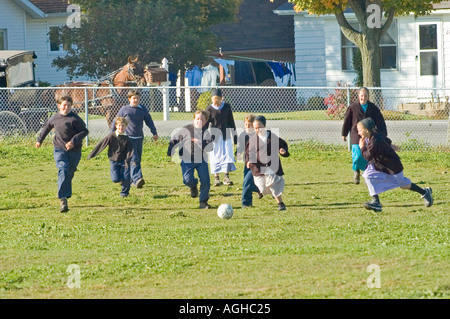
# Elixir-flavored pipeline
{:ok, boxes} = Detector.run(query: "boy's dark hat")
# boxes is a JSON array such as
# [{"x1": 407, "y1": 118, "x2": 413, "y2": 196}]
[
  {"x1": 254, "y1": 115, "x2": 266, "y2": 127},
  {"x1": 360, "y1": 117, "x2": 376, "y2": 131},
  {"x1": 211, "y1": 88, "x2": 222, "y2": 97}
]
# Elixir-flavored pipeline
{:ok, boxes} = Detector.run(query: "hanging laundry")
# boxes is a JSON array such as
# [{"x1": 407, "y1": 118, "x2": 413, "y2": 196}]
[
  {"x1": 252, "y1": 62, "x2": 274, "y2": 85},
  {"x1": 286, "y1": 62, "x2": 296, "y2": 86},
  {"x1": 201, "y1": 64, "x2": 220, "y2": 89},
  {"x1": 267, "y1": 62, "x2": 293, "y2": 87},
  {"x1": 214, "y1": 58, "x2": 235, "y2": 82},
  {"x1": 234, "y1": 61, "x2": 255, "y2": 85},
  {"x1": 185, "y1": 65, "x2": 203, "y2": 86}
]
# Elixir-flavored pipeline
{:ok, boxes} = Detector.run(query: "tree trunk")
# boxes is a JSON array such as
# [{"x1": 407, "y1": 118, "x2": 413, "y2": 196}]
[
  {"x1": 360, "y1": 29, "x2": 382, "y2": 87},
  {"x1": 335, "y1": 3, "x2": 395, "y2": 88}
]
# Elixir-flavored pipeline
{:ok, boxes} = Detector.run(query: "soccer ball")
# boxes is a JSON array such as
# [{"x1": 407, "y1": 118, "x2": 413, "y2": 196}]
[{"x1": 217, "y1": 203, "x2": 233, "y2": 220}]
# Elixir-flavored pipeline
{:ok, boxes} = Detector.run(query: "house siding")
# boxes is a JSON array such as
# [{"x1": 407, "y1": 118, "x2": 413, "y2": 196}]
[
  {"x1": 26, "y1": 17, "x2": 74, "y2": 85},
  {"x1": 294, "y1": 17, "x2": 326, "y2": 86},
  {"x1": 0, "y1": 1, "x2": 27, "y2": 49}
]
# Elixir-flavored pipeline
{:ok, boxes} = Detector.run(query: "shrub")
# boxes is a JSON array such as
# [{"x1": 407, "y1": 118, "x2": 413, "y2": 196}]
[
  {"x1": 324, "y1": 82, "x2": 356, "y2": 120},
  {"x1": 196, "y1": 91, "x2": 211, "y2": 111}
]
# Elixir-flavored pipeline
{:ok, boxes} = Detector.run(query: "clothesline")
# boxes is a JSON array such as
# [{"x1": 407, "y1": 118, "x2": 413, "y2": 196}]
[{"x1": 186, "y1": 58, "x2": 296, "y2": 87}]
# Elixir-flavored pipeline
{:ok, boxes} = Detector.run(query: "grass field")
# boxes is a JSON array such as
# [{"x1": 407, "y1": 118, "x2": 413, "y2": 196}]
[{"x1": 0, "y1": 139, "x2": 448, "y2": 299}]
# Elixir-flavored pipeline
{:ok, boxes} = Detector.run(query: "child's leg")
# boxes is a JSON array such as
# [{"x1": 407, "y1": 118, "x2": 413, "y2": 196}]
[
  {"x1": 54, "y1": 149, "x2": 81, "y2": 199},
  {"x1": 401, "y1": 183, "x2": 433, "y2": 207},
  {"x1": 197, "y1": 161, "x2": 210, "y2": 203},
  {"x1": 181, "y1": 162, "x2": 198, "y2": 189},
  {"x1": 110, "y1": 161, "x2": 122, "y2": 183},
  {"x1": 129, "y1": 137, "x2": 144, "y2": 184},
  {"x1": 214, "y1": 173, "x2": 222, "y2": 186},
  {"x1": 242, "y1": 168, "x2": 255, "y2": 206}
]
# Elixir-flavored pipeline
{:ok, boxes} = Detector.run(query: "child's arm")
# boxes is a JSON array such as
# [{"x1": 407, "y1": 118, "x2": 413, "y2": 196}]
[
  {"x1": 279, "y1": 137, "x2": 290, "y2": 157},
  {"x1": 143, "y1": 109, "x2": 158, "y2": 141},
  {"x1": 70, "y1": 116, "x2": 89, "y2": 147},
  {"x1": 167, "y1": 128, "x2": 186, "y2": 157},
  {"x1": 87, "y1": 135, "x2": 110, "y2": 159},
  {"x1": 35, "y1": 117, "x2": 54, "y2": 147}
]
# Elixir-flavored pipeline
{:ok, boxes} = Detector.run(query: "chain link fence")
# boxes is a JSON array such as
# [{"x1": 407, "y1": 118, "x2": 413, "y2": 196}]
[{"x1": 1, "y1": 86, "x2": 449, "y2": 150}]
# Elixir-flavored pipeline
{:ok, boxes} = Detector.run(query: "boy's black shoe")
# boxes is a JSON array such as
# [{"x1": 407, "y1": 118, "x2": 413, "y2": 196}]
[
  {"x1": 257, "y1": 191, "x2": 263, "y2": 199},
  {"x1": 363, "y1": 201, "x2": 382, "y2": 212},
  {"x1": 422, "y1": 187, "x2": 433, "y2": 207},
  {"x1": 353, "y1": 170, "x2": 360, "y2": 184},
  {"x1": 190, "y1": 185, "x2": 198, "y2": 198},
  {"x1": 199, "y1": 201, "x2": 210, "y2": 209},
  {"x1": 60, "y1": 198, "x2": 69, "y2": 213},
  {"x1": 277, "y1": 202, "x2": 286, "y2": 211},
  {"x1": 135, "y1": 178, "x2": 145, "y2": 189},
  {"x1": 214, "y1": 179, "x2": 223, "y2": 187},
  {"x1": 242, "y1": 204, "x2": 252, "y2": 208}
]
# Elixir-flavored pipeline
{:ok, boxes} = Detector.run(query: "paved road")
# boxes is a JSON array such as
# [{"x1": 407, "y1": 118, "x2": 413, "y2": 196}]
[{"x1": 87, "y1": 119, "x2": 449, "y2": 146}]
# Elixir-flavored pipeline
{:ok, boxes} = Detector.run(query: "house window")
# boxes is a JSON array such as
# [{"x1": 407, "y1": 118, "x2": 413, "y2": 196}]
[
  {"x1": 419, "y1": 24, "x2": 438, "y2": 76},
  {"x1": 341, "y1": 20, "x2": 397, "y2": 70},
  {"x1": 49, "y1": 26, "x2": 71, "y2": 52},
  {"x1": 0, "y1": 30, "x2": 6, "y2": 50}
]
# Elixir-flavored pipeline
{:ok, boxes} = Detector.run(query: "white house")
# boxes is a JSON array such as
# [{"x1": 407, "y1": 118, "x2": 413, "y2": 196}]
[
  {"x1": 0, "y1": 0, "x2": 86, "y2": 85},
  {"x1": 274, "y1": 2, "x2": 450, "y2": 93}
]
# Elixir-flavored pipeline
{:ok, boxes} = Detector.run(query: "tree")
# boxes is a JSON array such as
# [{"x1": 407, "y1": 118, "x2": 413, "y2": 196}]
[
  {"x1": 53, "y1": 0, "x2": 242, "y2": 79},
  {"x1": 282, "y1": 0, "x2": 444, "y2": 87}
]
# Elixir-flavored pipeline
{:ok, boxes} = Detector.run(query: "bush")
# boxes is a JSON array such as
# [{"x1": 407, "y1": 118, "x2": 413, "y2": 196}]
[
  {"x1": 324, "y1": 82, "x2": 356, "y2": 120},
  {"x1": 196, "y1": 91, "x2": 211, "y2": 111}
]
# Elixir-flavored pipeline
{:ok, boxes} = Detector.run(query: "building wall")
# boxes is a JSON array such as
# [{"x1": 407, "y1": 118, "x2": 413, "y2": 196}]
[
  {"x1": 25, "y1": 16, "x2": 74, "y2": 85},
  {"x1": 0, "y1": 0, "x2": 27, "y2": 50},
  {"x1": 293, "y1": 16, "x2": 326, "y2": 86}
]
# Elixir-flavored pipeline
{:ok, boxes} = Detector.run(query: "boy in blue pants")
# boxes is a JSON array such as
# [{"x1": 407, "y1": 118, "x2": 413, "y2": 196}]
[
  {"x1": 167, "y1": 110, "x2": 213, "y2": 209},
  {"x1": 36, "y1": 95, "x2": 89, "y2": 212},
  {"x1": 236, "y1": 114, "x2": 262, "y2": 208},
  {"x1": 110, "y1": 90, "x2": 158, "y2": 188},
  {"x1": 88, "y1": 117, "x2": 134, "y2": 197}
]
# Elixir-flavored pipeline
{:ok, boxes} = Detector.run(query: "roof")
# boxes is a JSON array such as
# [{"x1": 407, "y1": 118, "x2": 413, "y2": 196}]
[
  {"x1": 433, "y1": 1, "x2": 450, "y2": 9},
  {"x1": 29, "y1": 0, "x2": 69, "y2": 14},
  {"x1": 210, "y1": 0, "x2": 294, "y2": 52},
  {"x1": 275, "y1": 1, "x2": 450, "y2": 15}
]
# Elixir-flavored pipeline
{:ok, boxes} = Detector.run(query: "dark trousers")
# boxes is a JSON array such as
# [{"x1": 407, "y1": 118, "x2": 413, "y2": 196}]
[
  {"x1": 129, "y1": 137, "x2": 143, "y2": 184},
  {"x1": 242, "y1": 166, "x2": 259, "y2": 206},
  {"x1": 110, "y1": 160, "x2": 131, "y2": 196},
  {"x1": 54, "y1": 148, "x2": 82, "y2": 199},
  {"x1": 181, "y1": 160, "x2": 210, "y2": 203}
]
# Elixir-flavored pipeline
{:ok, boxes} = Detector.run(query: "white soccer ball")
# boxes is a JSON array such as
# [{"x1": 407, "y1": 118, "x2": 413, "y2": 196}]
[{"x1": 217, "y1": 203, "x2": 234, "y2": 220}]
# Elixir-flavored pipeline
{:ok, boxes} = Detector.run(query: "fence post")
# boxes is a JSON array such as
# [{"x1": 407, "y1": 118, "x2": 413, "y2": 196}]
[
  {"x1": 85, "y1": 87, "x2": 89, "y2": 146},
  {"x1": 347, "y1": 87, "x2": 351, "y2": 151},
  {"x1": 447, "y1": 110, "x2": 450, "y2": 146},
  {"x1": 162, "y1": 85, "x2": 169, "y2": 121},
  {"x1": 162, "y1": 57, "x2": 170, "y2": 121}
]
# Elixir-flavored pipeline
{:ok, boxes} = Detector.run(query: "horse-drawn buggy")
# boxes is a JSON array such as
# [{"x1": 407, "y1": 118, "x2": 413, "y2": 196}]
[
  {"x1": 53, "y1": 57, "x2": 169, "y2": 127},
  {"x1": 0, "y1": 50, "x2": 49, "y2": 137},
  {"x1": 0, "y1": 52, "x2": 168, "y2": 139}
]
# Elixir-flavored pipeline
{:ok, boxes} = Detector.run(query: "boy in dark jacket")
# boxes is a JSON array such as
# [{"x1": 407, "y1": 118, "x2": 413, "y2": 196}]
[
  {"x1": 358, "y1": 117, "x2": 433, "y2": 212},
  {"x1": 168, "y1": 110, "x2": 213, "y2": 209},
  {"x1": 110, "y1": 90, "x2": 158, "y2": 189},
  {"x1": 36, "y1": 95, "x2": 89, "y2": 212},
  {"x1": 88, "y1": 117, "x2": 134, "y2": 197},
  {"x1": 236, "y1": 114, "x2": 262, "y2": 208}
]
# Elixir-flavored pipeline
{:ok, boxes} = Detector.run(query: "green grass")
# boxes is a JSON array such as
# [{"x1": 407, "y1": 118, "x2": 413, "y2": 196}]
[{"x1": 0, "y1": 140, "x2": 449, "y2": 299}]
